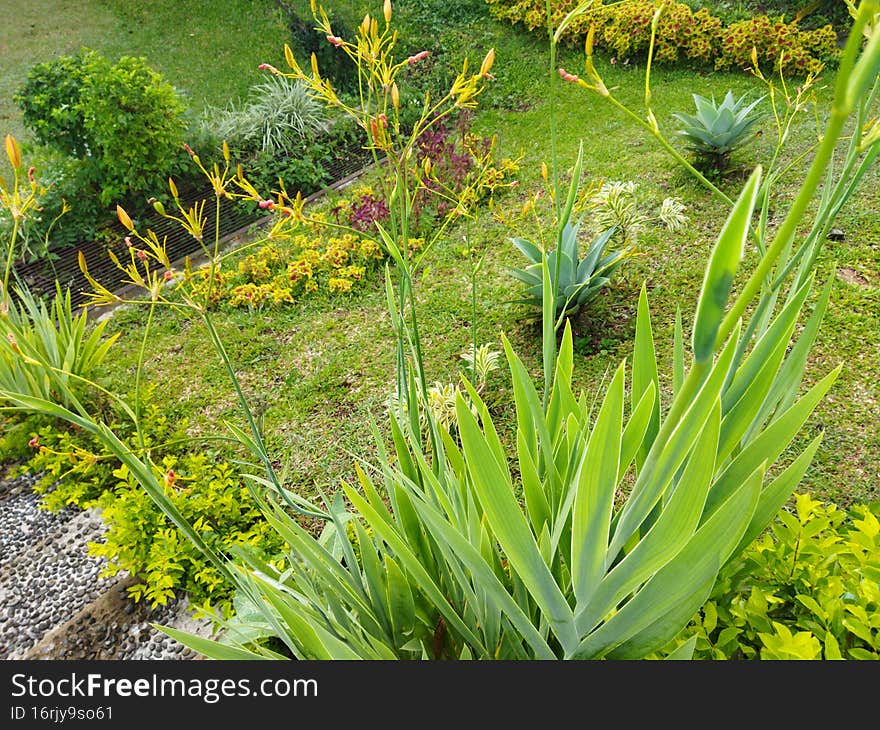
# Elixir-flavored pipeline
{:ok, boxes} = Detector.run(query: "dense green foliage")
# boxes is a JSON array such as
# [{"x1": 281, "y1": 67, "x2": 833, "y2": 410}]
[
  {"x1": 17, "y1": 387, "x2": 282, "y2": 614},
  {"x1": 16, "y1": 50, "x2": 187, "y2": 207},
  {"x1": 0, "y1": 284, "x2": 119, "y2": 408},
  {"x1": 675, "y1": 494, "x2": 880, "y2": 659}
]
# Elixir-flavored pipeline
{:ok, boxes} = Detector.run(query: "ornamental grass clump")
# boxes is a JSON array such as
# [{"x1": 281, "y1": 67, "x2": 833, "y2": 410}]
[{"x1": 1, "y1": 0, "x2": 879, "y2": 660}]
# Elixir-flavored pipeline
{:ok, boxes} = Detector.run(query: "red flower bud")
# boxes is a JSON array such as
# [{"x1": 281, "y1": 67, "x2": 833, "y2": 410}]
[
  {"x1": 164, "y1": 270, "x2": 173, "y2": 282},
  {"x1": 29, "y1": 436, "x2": 40, "y2": 448},
  {"x1": 124, "y1": 236, "x2": 133, "y2": 247},
  {"x1": 558, "y1": 68, "x2": 580, "y2": 83},
  {"x1": 136, "y1": 249, "x2": 147, "y2": 261},
  {"x1": 258, "y1": 63, "x2": 280, "y2": 74},
  {"x1": 27, "y1": 165, "x2": 35, "y2": 183},
  {"x1": 165, "y1": 469, "x2": 176, "y2": 488},
  {"x1": 326, "y1": 35, "x2": 344, "y2": 47},
  {"x1": 183, "y1": 143, "x2": 195, "y2": 157},
  {"x1": 407, "y1": 50, "x2": 429, "y2": 64}
]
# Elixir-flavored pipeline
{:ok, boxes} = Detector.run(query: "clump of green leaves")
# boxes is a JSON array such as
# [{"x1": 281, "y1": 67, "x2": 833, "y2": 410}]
[
  {"x1": 673, "y1": 91, "x2": 765, "y2": 173},
  {"x1": 203, "y1": 75, "x2": 328, "y2": 156},
  {"x1": 674, "y1": 494, "x2": 880, "y2": 659},
  {"x1": 0, "y1": 283, "x2": 119, "y2": 409}
]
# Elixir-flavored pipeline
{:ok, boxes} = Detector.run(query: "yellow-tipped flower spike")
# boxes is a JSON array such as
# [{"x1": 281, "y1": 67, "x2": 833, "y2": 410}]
[
  {"x1": 5, "y1": 134, "x2": 21, "y2": 170},
  {"x1": 480, "y1": 47, "x2": 495, "y2": 77},
  {"x1": 284, "y1": 44, "x2": 301, "y2": 74},
  {"x1": 116, "y1": 205, "x2": 134, "y2": 231},
  {"x1": 222, "y1": 140, "x2": 230, "y2": 163},
  {"x1": 384, "y1": 0, "x2": 392, "y2": 24}
]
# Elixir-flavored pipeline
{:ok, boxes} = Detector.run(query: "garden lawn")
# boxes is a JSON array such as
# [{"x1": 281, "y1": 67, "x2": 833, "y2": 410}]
[
  {"x1": 0, "y1": 0, "x2": 290, "y2": 177},
  {"x1": 3, "y1": 0, "x2": 878, "y2": 514}
]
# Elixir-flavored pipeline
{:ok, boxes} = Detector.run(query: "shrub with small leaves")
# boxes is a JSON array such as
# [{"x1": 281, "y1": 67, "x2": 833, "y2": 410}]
[
  {"x1": 670, "y1": 494, "x2": 880, "y2": 660},
  {"x1": 485, "y1": 0, "x2": 840, "y2": 73},
  {"x1": 19, "y1": 385, "x2": 283, "y2": 614}
]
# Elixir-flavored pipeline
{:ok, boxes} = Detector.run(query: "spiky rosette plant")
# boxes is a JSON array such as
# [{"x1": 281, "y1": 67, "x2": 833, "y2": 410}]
[{"x1": 673, "y1": 90, "x2": 765, "y2": 172}]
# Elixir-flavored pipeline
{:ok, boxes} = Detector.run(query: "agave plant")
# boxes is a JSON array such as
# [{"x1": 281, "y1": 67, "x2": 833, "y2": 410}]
[
  {"x1": 673, "y1": 90, "x2": 765, "y2": 172},
  {"x1": 509, "y1": 220, "x2": 629, "y2": 326}
]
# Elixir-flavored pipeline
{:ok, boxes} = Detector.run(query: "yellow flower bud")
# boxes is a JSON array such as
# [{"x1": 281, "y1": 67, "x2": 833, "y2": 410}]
[
  {"x1": 586, "y1": 24, "x2": 595, "y2": 58},
  {"x1": 169, "y1": 177, "x2": 179, "y2": 198},
  {"x1": 541, "y1": 161, "x2": 548, "y2": 181},
  {"x1": 116, "y1": 205, "x2": 134, "y2": 231},
  {"x1": 5, "y1": 134, "x2": 21, "y2": 170},
  {"x1": 384, "y1": 0, "x2": 392, "y2": 24},
  {"x1": 480, "y1": 47, "x2": 495, "y2": 77},
  {"x1": 391, "y1": 81, "x2": 400, "y2": 110},
  {"x1": 222, "y1": 140, "x2": 230, "y2": 163}
]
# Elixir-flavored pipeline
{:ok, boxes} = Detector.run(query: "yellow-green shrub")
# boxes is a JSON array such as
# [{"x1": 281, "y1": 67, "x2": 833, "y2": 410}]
[{"x1": 672, "y1": 494, "x2": 880, "y2": 659}]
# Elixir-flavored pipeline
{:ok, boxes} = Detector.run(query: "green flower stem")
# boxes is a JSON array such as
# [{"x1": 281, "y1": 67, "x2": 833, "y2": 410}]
[
  {"x1": 133, "y1": 301, "x2": 156, "y2": 454},
  {"x1": 2, "y1": 216, "x2": 20, "y2": 307},
  {"x1": 715, "y1": 10, "x2": 876, "y2": 352},
  {"x1": 601, "y1": 94, "x2": 734, "y2": 206}
]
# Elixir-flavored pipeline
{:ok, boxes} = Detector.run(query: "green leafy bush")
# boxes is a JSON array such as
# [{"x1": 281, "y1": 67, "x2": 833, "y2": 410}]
[
  {"x1": 78, "y1": 54, "x2": 187, "y2": 206},
  {"x1": 90, "y1": 454, "x2": 284, "y2": 614},
  {"x1": 21, "y1": 386, "x2": 283, "y2": 614},
  {"x1": 15, "y1": 49, "x2": 188, "y2": 212},
  {"x1": 14, "y1": 50, "x2": 95, "y2": 159},
  {"x1": 674, "y1": 494, "x2": 880, "y2": 659}
]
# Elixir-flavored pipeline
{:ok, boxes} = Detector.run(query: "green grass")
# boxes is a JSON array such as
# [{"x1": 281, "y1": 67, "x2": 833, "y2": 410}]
[
  {"x1": 3, "y1": 0, "x2": 878, "y2": 515},
  {"x1": 0, "y1": 0, "x2": 291, "y2": 175}
]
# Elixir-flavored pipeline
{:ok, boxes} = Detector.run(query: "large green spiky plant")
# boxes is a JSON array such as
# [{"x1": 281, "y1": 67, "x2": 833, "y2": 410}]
[{"x1": 1, "y1": 0, "x2": 878, "y2": 660}]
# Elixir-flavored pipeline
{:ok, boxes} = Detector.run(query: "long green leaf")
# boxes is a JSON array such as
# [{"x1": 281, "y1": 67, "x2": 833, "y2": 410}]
[{"x1": 692, "y1": 167, "x2": 761, "y2": 362}]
